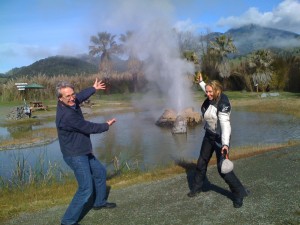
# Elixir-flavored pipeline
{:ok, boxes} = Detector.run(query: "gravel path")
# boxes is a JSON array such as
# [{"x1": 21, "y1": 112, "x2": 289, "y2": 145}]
[{"x1": 5, "y1": 145, "x2": 300, "y2": 225}]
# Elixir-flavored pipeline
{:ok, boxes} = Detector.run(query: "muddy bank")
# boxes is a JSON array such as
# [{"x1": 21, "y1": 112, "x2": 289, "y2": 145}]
[
  {"x1": 0, "y1": 137, "x2": 57, "y2": 151},
  {"x1": 5, "y1": 144, "x2": 300, "y2": 225}
]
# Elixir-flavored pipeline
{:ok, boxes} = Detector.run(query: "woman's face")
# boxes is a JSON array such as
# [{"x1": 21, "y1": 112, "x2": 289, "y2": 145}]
[{"x1": 205, "y1": 85, "x2": 214, "y2": 100}]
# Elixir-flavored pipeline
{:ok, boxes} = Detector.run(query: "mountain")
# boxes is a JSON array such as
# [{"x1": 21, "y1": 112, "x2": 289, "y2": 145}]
[
  {"x1": 5, "y1": 54, "x2": 128, "y2": 77},
  {"x1": 6, "y1": 56, "x2": 98, "y2": 77},
  {"x1": 77, "y1": 54, "x2": 128, "y2": 72},
  {"x1": 224, "y1": 24, "x2": 300, "y2": 55}
]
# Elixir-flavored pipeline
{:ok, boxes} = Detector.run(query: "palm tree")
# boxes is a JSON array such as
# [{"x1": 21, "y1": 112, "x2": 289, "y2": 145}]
[
  {"x1": 247, "y1": 49, "x2": 274, "y2": 92},
  {"x1": 119, "y1": 31, "x2": 134, "y2": 56},
  {"x1": 209, "y1": 35, "x2": 237, "y2": 62},
  {"x1": 89, "y1": 32, "x2": 120, "y2": 74},
  {"x1": 209, "y1": 35, "x2": 237, "y2": 88},
  {"x1": 119, "y1": 31, "x2": 142, "y2": 92}
]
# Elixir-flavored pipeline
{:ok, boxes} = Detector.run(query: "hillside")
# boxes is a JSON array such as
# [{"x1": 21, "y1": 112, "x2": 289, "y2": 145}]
[
  {"x1": 6, "y1": 56, "x2": 98, "y2": 77},
  {"x1": 5, "y1": 55, "x2": 128, "y2": 78},
  {"x1": 225, "y1": 24, "x2": 300, "y2": 55}
]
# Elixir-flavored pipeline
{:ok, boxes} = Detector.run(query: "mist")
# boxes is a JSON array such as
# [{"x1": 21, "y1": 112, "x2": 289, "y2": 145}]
[
  {"x1": 95, "y1": 0, "x2": 197, "y2": 114},
  {"x1": 128, "y1": 19, "x2": 195, "y2": 112}
]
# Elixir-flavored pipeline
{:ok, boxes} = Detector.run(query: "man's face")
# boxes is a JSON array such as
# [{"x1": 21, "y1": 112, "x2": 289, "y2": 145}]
[{"x1": 59, "y1": 87, "x2": 76, "y2": 107}]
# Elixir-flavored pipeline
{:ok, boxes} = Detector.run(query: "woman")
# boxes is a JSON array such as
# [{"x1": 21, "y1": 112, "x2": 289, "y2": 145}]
[{"x1": 188, "y1": 73, "x2": 248, "y2": 208}]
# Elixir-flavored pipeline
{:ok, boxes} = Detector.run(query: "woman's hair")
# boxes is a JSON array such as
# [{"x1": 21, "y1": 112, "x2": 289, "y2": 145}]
[
  {"x1": 205, "y1": 80, "x2": 223, "y2": 100},
  {"x1": 55, "y1": 81, "x2": 74, "y2": 98}
]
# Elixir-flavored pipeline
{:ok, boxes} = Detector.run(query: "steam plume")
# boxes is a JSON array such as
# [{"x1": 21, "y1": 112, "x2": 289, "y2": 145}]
[{"x1": 102, "y1": 0, "x2": 196, "y2": 113}]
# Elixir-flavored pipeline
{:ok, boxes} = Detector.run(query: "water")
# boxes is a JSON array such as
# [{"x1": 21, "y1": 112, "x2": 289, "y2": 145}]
[{"x1": 0, "y1": 110, "x2": 299, "y2": 179}]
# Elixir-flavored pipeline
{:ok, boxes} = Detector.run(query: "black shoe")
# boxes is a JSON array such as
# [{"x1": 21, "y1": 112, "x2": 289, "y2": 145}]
[
  {"x1": 233, "y1": 197, "x2": 243, "y2": 208},
  {"x1": 93, "y1": 202, "x2": 117, "y2": 210},
  {"x1": 187, "y1": 187, "x2": 201, "y2": 197}
]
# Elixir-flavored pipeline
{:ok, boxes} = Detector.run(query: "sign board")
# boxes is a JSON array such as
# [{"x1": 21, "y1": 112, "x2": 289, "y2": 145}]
[{"x1": 15, "y1": 83, "x2": 28, "y2": 91}]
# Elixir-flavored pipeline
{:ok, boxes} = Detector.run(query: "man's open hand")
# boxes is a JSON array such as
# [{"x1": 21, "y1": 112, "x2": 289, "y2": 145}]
[{"x1": 93, "y1": 78, "x2": 106, "y2": 90}]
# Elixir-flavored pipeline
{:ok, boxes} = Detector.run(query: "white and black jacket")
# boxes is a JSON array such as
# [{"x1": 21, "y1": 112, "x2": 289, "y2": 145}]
[{"x1": 199, "y1": 81, "x2": 231, "y2": 147}]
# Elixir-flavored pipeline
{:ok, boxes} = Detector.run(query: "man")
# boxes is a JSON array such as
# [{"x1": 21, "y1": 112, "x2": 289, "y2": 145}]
[{"x1": 56, "y1": 78, "x2": 116, "y2": 225}]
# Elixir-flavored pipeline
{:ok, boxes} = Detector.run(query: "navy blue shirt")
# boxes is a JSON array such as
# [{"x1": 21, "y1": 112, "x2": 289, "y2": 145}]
[{"x1": 56, "y1": 87, "x2": 109, "y2": 157}]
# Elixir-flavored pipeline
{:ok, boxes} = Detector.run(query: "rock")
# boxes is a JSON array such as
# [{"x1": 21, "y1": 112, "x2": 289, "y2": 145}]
[
  {"x1": 172, "y1": 115, "x2": 187, "y2": 134},
  {"x1": 155, "y1": 109, "x2": 177, "y2": 127},
  {"x1": 261, "y1": 93, "x2": 268, "y2": 98},
  {"x1": 261, "y1": 92, "x2": 280, "y2": 98},
  {"x1": 180, "y1": 107, "x2": 202, "y2": 126},
  {"x1": 156, "y1": 107, "x2": 202, "y2": 129},
  {"x1": 6, "y1": 106, "x2": 31, "y2": 120}
]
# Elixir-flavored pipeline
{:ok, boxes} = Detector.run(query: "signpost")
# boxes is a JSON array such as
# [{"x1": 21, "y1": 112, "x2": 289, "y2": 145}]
[{"x1": 15, "y1": 83, "x2": 28, "y2": 90}]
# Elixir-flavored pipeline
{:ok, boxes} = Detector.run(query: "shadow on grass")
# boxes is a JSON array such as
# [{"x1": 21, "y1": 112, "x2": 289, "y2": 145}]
[{"x1": 175, "y1": 159, "x2": 233, "y2": 201}]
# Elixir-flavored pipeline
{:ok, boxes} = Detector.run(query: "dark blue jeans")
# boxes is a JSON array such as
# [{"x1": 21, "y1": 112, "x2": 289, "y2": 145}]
[{"x1": 61, "y1": 153, "x2": 107, "y2": 225}]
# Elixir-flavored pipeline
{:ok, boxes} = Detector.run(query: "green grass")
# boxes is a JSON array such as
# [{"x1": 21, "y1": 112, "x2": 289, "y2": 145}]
[
  {"x1": 225, "y1": 91, "x2": 300, "y2": 100},
  {"x1": 194, "y1": 91, "x2": 300, "y2": 118}
]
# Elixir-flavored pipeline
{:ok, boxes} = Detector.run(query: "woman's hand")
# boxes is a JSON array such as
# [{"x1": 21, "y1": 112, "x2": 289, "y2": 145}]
[
  {"x1": 221, "y1": 146, "x2": 229, "y2": 159},
  {"x1": 197, "y1": 72, "x2": 203, "y2": 83}
]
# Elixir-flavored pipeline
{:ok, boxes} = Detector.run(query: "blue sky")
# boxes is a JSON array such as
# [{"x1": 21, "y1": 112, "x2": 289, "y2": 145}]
[{"x1": 1, "y1": 0, "x2": 299, "y2": 73}]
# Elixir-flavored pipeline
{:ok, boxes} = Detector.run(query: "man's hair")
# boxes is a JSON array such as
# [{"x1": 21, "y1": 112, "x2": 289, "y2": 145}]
[
  {"x1": 205, "y1": 80, "x2": 223, "y2": 100},
  {"x1": 56, "y1": 81, "x2": 74, "y2": 98}
]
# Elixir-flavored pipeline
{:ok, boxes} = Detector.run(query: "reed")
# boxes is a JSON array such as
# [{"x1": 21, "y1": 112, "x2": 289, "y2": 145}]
[
  {"x1": 0, "y1": 72, "x2": 145, "y2": 102},
  {"x1": 0, "y1": 151, "x2": 66, "y2": 189}
]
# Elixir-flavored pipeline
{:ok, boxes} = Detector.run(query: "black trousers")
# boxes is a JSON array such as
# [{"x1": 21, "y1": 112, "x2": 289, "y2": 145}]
[{"x1": 194, "y1": 131, "x2": 246, "y2": 198}]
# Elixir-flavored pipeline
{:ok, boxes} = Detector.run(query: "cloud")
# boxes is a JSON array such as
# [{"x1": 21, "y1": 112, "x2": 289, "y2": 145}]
[
  {"x1": 173, "y1": 19, "x2": 203, "y2": 33},
  {"x1": 217, "y1": 0, "x2": 300, "y2": 33},
  {"x1": 0, "y1": 42, "x2": 86, "y2": 73}
]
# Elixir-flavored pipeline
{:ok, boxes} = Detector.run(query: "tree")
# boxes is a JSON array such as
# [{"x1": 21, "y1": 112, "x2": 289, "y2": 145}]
[
  {"x1": 119, "y1": 31, "x2": 142, "y2": 92},
  {"x1": 175, "y1": 30, "x2": 203, "y2": 74},
  {"x1": 89, "y1": 32, "x2": 120, "y2": 75},
  {"x1": 209, "y1": 35, "x2": 237, "y2": 88},
  {"x1": 209, "y1": 35, "x2": 237, "y2": 62},
  {"x1": 119, "y1": 31, "x2": 134, "y2": 57},
  {"x1": 247, "y1": 49, "x2": 274, "y2": 92},
  {"x1": 199, "y1": 31, "x2": 219, "y2": 80}
]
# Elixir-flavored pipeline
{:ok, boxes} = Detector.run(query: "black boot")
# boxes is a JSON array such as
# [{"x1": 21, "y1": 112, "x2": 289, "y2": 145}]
[
  {"x1": 233, "y1": 197, "x2": 243, "y2": 208},
  {"x1": 233, "y1": 188, "x2": 250, "y2": 208}
]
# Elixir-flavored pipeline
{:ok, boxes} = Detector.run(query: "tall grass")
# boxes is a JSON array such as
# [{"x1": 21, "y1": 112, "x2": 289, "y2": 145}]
[
  {"x1": 0, "y1": 72, "x2": 145, "y2": 102},
  {"x1": 0, "y1": 151, "x2": 66, "y2": 189}
]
